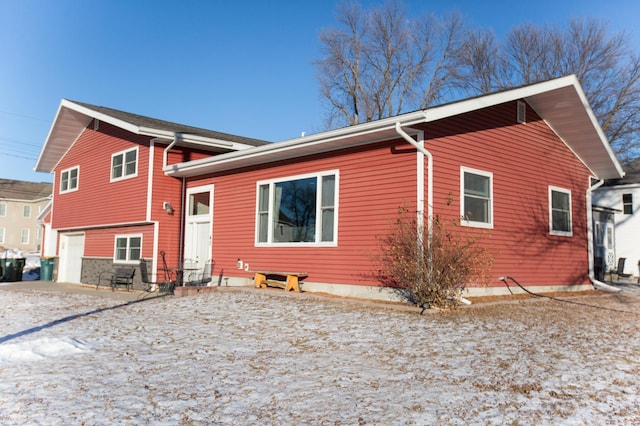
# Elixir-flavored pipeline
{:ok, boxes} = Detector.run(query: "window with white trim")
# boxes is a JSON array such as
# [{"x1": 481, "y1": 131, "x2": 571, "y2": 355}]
[
  {"x1": 0, "y1": 227, "x2": 5, "y2": 244},
  {"x1": 23, "y1": 205, "x2": 31, "y2": 218},
  {"x1": 20, "y1": 229, "x2": 29, "y2": 244},
  {"x1": 549, "y1": 186, "x2": 572, "y2": 236},
  {"x1": 111, "y1": 147, "x2": 138, "y2": 181},
  {"x1": 0, "y1": 203, "x2": 6, "y2": 217},
  {"x1": 623, "y1": 193, "x2": 633, "y2": 215},
  {"x1": 114, "y1": 234, "x2": 142, "y2": 263},
  {"x1": 461, "y1": 167, "x2": 493, "y2": 228},
  {"x1": 60, "y1": 166, "x2": 79, "y2": 193},
  {"x1": 256, "y1": 171, "x2": 338, "y2": 245}
]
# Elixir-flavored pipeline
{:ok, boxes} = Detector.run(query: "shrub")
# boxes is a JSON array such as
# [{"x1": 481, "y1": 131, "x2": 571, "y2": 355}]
[{"x1": 376, "y1": 207, "x2": 493, "y2": 310}]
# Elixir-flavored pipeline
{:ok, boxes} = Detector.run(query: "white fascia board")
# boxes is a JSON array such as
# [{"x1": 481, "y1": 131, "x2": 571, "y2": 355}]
[
  {"x1": 35, "y1": 102, "x2": 67, "y2": 172},
  {"x1": 164, "y1": 112, "x2": 429, "y2": 176},
  {"x1": 423, "y1": 75, "x2": 579, "y2": 122},
  {"x1": 61, "y1": 99, "x2": 141, "y2": 134}
]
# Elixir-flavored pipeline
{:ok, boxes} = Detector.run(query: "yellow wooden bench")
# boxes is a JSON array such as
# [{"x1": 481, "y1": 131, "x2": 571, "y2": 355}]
[{"x1": 252, "y1": 271, "x2": 307, "y2": 292}]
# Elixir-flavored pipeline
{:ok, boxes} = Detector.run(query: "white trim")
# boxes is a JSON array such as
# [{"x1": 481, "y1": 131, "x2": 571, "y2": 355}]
[
  {"x1": 255, "y1": 169, "x2": 339, "y2": 247},
  {"x1": 110, "y1": 146, "x2": 139, "y2": 182},
  {"x1": 146, "y1": 141, "x2": 155, "y2": 222},
  {"x1": 113, "y1": 233, "x2": 143, "y2": 264},
  {"x1": 54, "y1": 220, "x2": 154, "y2": 232},
  {"x1": 59, "y1": 165, "x2": 79, "y2": 193},
  {"x1": 549, "y1": 186, "x2": 573, "y2": 237},
  {"x1": 460, "y1": 167, "x2": 494, "y2": 229},
  {"x1": 20, "y1": 228, "x2": 30, "y2": 244}
]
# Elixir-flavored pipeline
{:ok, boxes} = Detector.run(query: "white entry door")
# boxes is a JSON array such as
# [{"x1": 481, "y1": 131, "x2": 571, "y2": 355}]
[
  {"x1": 58, "y1": 233, "x2": 85, "y2": 283},
  {"x1": 184, "y1": 185, "x2": 213, "y2": 277}
]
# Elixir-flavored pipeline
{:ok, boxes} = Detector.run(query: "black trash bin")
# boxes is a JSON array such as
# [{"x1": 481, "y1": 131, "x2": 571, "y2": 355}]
[
  {"x1": 1, "y1": 258, "x2": 26, "y2": 282},
  {"x1": 40, "y1": 257, "x2": 54, "y2": 281}
]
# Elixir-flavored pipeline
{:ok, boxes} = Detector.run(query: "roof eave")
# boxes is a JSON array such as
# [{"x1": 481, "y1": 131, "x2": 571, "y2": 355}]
[{"x1": 166, "y1": 76, "x2": 623, "y2": 180}]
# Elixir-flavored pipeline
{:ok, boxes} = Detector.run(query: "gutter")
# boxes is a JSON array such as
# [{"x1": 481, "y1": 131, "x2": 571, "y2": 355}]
[{"x1": 586, "y1": 178, "x2": 621, "y2": 292}]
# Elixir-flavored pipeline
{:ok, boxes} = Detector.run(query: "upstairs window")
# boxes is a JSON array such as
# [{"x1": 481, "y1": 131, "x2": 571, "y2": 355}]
[
  {"x1": 623, "y1": 193, "x2": 633, "y2": 215},
  {"x1": 60, "y1": 166, "x2": 79, "y2": 193},
  {"x1": 549, "y1": 186, "x2": 572, "y2": 236},
  {"x1": 111, "y1": 147, "x2": 138, "y2": 181},
  {"x1": 0, "y1": 203, "x2": 6, "y2": 217},
  {"x1": 461, "y1": 167, "x2": 493, "y2": 228},
  {"x1": 257, "y1": 171, "x2": 338, "y2": 245},
  {"x1": 114, "y1": 234, "x2": 142, "y2": 263},
  {"x1": 23, "y1": 205, "x2": 31, "y2": 218}
]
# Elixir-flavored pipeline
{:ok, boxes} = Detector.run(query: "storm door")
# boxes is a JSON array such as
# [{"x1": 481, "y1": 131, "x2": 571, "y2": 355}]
[{"x1": 184, "y1": 185, "x2": 213, "y2": 279}]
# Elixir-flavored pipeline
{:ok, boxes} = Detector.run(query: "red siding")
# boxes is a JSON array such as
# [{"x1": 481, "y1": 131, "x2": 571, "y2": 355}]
[
  {"x1": 190, "y1": 100, "x2": 593, "y2": 290},
  {"x1": 50, "y1": 121, "x2": 185, "y2": 262},
  {"x1": 190, "y1": 140, "x2": 419, "y2": 286},
  {"x1": 423, "y1": 102, "x2": 592, "y2": 287},
  {"x1": 83, "y1": 225, "x2": 155, "y2": 258}
]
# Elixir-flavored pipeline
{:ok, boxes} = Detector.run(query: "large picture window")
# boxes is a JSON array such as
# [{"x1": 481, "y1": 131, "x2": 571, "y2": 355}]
[
  {"x1": 461, "y1": 167, "x2": 493, "y2": 228},
  {"x1": 60, "y1": 166, "x2": 79, "y2": 193},
  {"x1": 114, "y1": 234, "x2": 142, "y2": 263},
  {"x1": 111, "y1": 148, "x2": 138, "y2": 181},
  {"x1": 256, "y1": 171, "x2": 338, "y2": 245},
  {"x1": 549, "y1": 186, "x2": 572, "y2": 236}
]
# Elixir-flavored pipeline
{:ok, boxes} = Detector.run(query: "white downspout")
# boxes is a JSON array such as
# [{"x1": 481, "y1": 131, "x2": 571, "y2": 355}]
[
  {"x1": 395, "y1": 122, "x2": 432, "y2": 240},
  {"x1": 163, "y1": 132, "x2": 182, "y2": 169},
  {"x1": 587, "y1": 178, "x2": 620, "y2": 292}
]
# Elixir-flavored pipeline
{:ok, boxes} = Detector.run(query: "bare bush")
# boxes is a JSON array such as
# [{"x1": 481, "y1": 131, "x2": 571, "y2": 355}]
[{"x1": 376, "y1": 207, "x2": 493, "y2": 310}]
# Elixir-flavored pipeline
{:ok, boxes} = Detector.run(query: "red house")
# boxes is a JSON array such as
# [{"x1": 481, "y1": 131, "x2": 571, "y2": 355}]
[
  {"x1": 36, "y1": 76, "x2": 623, "y2": 299},
  {"x1": 35, "y1": 100, "x2": 267, "y2": 287}
]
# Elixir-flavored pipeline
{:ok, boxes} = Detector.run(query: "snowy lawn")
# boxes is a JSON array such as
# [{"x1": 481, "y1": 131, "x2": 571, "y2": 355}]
[{"x1": 0, "y1": 285, "x2": 639, "y2": 425}]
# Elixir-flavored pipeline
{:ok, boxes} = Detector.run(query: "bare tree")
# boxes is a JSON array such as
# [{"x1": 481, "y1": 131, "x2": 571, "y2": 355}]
[
  {"x1": 459, "y1": 19, "x2": 640, "y2": 163},
  {"x1": 316, "y1": 1, "x2": 465, "y2": 127}
]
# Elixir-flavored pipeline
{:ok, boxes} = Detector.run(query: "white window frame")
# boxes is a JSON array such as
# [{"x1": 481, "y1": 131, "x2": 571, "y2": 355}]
[
  {"x1": 23, "y1": 205, "x2": 31, "y2": 218},
  {"x1": 113, "y1": 234, "x2": 143, "y2": 264},
  {"x1": 20, "y1": 228, "x2": 30, "y2": 244},
  {"x1": 460, "y1": 167, "x2": 493, "y2": 229},
  {"x1": 0, "y1": 203, "x2": 6, "y2": 217},
  {"x1": 549, "y1": 186, "x2": 572, "y2": 237},
  {"x1": 110, "y1": 147, "x2": 138, "y2": 182},
  {"x1": 0, "y1": 227, "x2": 5, "y2": 244},
  {"x1": 60, "y1": 166, "x2": 79, "y2": 193},
  {"x1": 255, "y1": 170, "x2": 339, "y2": 247}
]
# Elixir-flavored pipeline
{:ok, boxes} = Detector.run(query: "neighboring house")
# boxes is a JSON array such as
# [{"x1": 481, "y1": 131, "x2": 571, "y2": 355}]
[
  {"x1": 592, "y1": 159, "x2": 640, "y2": 279},
  {"x1": 0, "y1": 179, "x2": 52, "y2": 253},
  {"x1": 34, "y1": 100, "x2": 267, "y2": 286},
  {"x1": 36, "y1": 75, "x2": 623, "y2": 299}
]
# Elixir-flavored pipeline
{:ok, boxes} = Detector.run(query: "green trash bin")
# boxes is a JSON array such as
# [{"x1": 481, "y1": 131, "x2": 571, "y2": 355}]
[
  {"x1": 1, "y1": 258, "x2": 25, "y2": 282},
  {"x1": 40, "y1": 257, "x2": 54, "y2": 281}
]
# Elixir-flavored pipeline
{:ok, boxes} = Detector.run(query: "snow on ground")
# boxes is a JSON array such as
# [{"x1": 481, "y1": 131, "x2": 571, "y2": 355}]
[{"x1": 0, "y1": 286, "x2": 639, "y2": 425}]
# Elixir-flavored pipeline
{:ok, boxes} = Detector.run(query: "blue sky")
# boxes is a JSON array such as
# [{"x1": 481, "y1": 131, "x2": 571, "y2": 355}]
[{"x1": 2, "y1": 0, "x2": 639, "y2": 183}]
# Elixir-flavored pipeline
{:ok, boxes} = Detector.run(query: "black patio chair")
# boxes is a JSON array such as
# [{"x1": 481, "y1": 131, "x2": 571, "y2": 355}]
[
  {"x1": 140, "y1": 258, "x2": 175, "y2": 295},
  {"x1": 186, "y1": 260, "x2": 214, "y2": 286}
]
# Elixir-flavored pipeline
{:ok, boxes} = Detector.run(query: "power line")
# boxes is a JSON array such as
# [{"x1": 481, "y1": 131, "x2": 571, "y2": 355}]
[
  {"x1": 0, "y1": 152, "x2": 38, "y2": 161},
  {"x1": 0, "y1": 109, "x2": 49, "y2": 123},
  {"x1": 0, "y1": 136, "x2": 44, "y2": 149}
]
